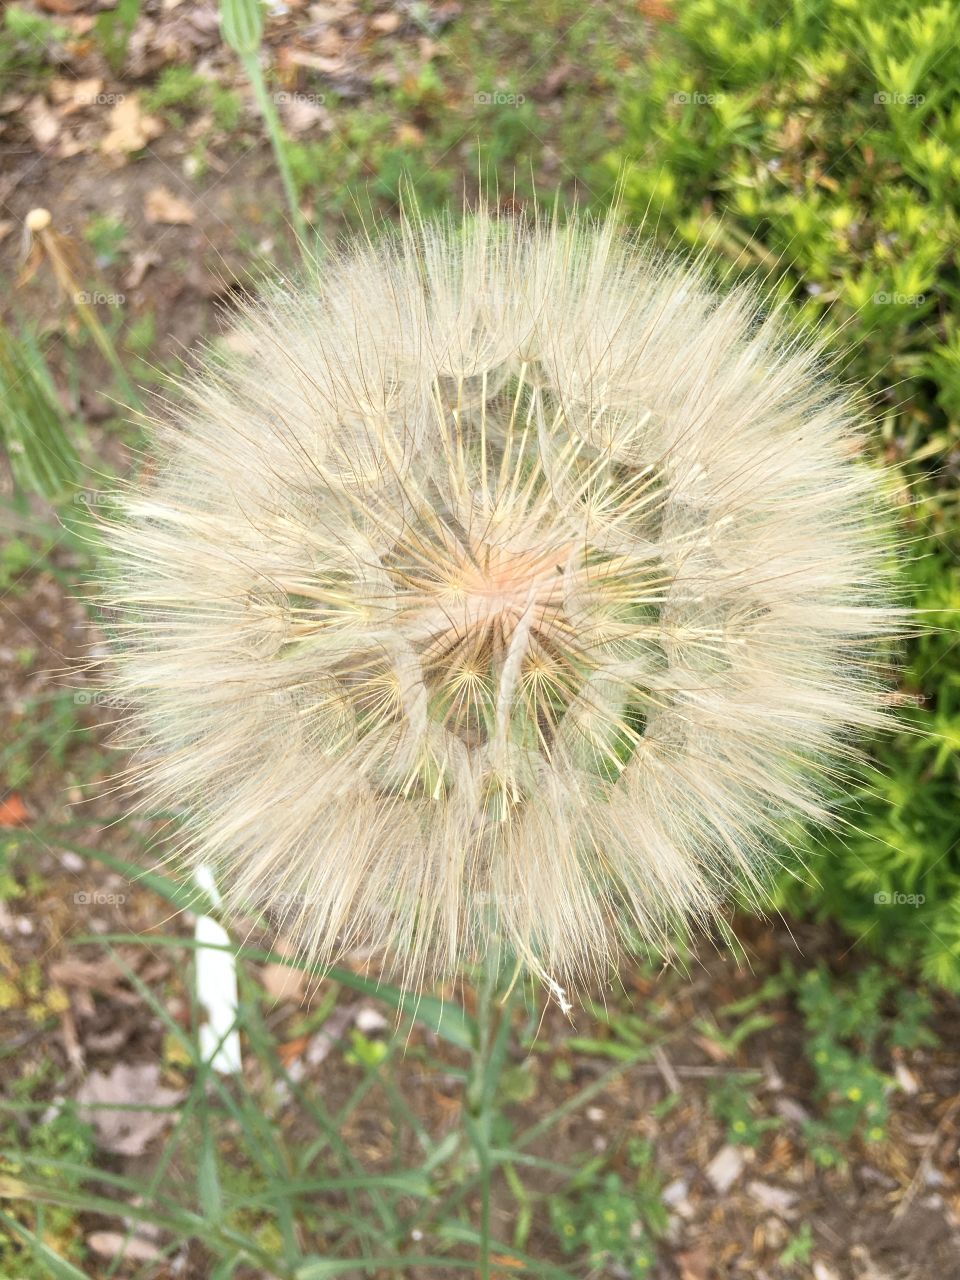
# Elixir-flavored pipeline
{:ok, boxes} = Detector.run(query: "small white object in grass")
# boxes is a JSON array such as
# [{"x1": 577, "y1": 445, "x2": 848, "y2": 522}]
[
  {"x1": 355, "y1": 1006, "x2": 388, "y2": 1035},
  {"x1": 705, "y1": 1143, "x2": 747, "y2": 1194},
  {"x1": 194, "y1": 865, "x2": 242, "y2": 1075}
]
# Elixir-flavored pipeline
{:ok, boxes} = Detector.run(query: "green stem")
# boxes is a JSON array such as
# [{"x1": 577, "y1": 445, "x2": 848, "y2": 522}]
[
  {"x1": 466, "y1": 942, "x2": 510, "y2": 1280},
  {"x1": 70, "y1": 296, "x2": 142, "y2": 412},
  {"x1": 240, "y1": 50, "x2": 310, "y2": 264}
]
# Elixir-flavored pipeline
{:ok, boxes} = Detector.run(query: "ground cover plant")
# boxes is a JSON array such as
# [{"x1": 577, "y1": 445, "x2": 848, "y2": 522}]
[{"x1": 603, "y1": 0, "x2": 960, "y2": 987}]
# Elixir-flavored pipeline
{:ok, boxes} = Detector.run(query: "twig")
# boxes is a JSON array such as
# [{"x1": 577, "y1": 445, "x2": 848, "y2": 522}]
[{"x1": 892, "y1": 1094, "x2": 960, "y2": 1222}]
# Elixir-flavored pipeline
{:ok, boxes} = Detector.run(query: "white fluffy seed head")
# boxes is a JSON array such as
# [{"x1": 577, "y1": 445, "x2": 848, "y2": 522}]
[{"x1": 103, "y1": 209, "x2": 898, "y2": 990}]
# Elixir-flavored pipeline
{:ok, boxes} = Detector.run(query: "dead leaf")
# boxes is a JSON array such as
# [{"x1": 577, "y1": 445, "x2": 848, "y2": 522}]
[
  {"x1": 35, "y1": 0, "x2": 87, "y2": 12},
  {"x1": 56, "y1": 1005, "x2": 84, "y2": 1071},
  {"x1": 144, "y1": 186, "x2": 196, "y2": 225},
  {"x1": 100, "y1": 95, "x2": 162, "y2": 156},
  {"x1": 370, "y1": 11, "x2": 401, "y2": 33},
  {"x1": 76, "y1": 1063, "x2": 184, "y2": 1156},
  {"x1": 693, "y1": 1032, "x2": 730, "y2": 1063},
  {"x1": 57, "y1": 135, "x2": 91, "y2": 159},
  {"x1": 49, "y1": 956, "x2": 127, "y2": 993},
  {"x1": 279, "y1": 94, "x2": 330, "y2": 135},
  {"x1": 541, "y1": 63, "x2": 574, "y2": 96},
  {"x1": 0, "y1": 793, "x2": 28, "y2": 827},
  {"x1": 86, "y1": 1232, "x2": 163, "y2": 1263},
  {"x1": 260, "y1": 961, "x2": 306, "y2": 1003},
  {"x1": 123, "y1": 248, "x2": 162, "y2": 289},
  {"x1": 0, "y1": 93, "x2": 28, "y2": 116},
  {"x1": 676, "y1": 1249, "x2": 712, "y2": 1280},
  {"x1": 746, "y1": 1179, "x2": 798, "y2": 1215},
  {"x1": 49, "y1": 77, "x2": 104, "y2": 113},
  {"x1": 25, "y1": 96, "x2": 60, "y2": 147},
  {"x1": 894, "y1": 1062, "x2": 919, "y2": 1095},
  {"x1": 394, "y1": 122, "x2": 424, "y2": 147},
  {"x1": 705, "y1": 1143, "x2": 746, "y2": 1194},
  {"x1": 283, "y1": 49, "x2": 347, "y2": 76},
  {"x1": 277, "y1": 1034, "x2": 310, "y2": 1067}
]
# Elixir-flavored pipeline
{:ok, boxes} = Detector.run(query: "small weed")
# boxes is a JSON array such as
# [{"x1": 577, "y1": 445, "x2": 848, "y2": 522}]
[{"x1": 550, "y1": 1141, "x2": 666, "y2": 1278}]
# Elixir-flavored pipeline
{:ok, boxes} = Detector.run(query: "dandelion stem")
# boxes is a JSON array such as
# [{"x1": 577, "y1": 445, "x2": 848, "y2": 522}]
[
  {"x1": 239, "y1": 50, "x2": 310, "y2": 266},
  {"x1": 466, "y1": 940, "x2": 517, "y2": 1279}
]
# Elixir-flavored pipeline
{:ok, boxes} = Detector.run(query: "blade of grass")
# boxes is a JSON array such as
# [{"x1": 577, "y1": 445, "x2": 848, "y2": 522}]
[
  {"x1": 76, "y1": 931, "x2": 477, "y2": 1050},
  {"x1": 0, "y1": 1208, "x2": 91, "y2": 1280}
]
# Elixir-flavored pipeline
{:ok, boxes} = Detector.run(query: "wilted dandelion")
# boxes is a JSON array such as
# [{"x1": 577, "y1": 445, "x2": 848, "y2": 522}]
[{"x1": 105, "y1": 210, "x2": 897, "y2": 990}]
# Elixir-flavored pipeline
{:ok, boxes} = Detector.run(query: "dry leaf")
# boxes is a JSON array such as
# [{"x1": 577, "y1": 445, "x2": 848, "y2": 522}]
[
  {"x1": 746, "y1": 1180, "x2": 798, "y2": 1216},
  {"x1": 260, "y1": 961, "x2": 306, "y2": 1002},
  {"x1": 25, "y1": 96, "x2": 60, "y2": 147},
  {"x1": 693, "y1": 1032, "x2": 730, "y2": 1063},
  {"x1": 144, "y1": 186, "x2": 196, "y2": 225},
  {"x1": 35, "y1": 0, "x2": 87, "y2": 12},
  {"x1": 676, "y1": 1248, "x2": 712, "y2": 1280},
  {"x1": 394, "y1": 122, "x2": 424, "y2": 147},
  {"x1": 277, "y1": 1034, "x2": 310, "y2": 1067},
  {"x1": 280, "y1": 95, "x2": 330, "y2": 135},
  {"x1": 0, "y1": 793, "x2": 28, "y2": 827},
  {"x1": 124, "y1": 248, "x2": 162, "y2": 289},
  {"x1": 705, "y1": 1143, "x2": 746, "y2": 1194},
  {"x1": 100, "y1": 95, "x2": 163, "y2": 156},
  {"x1": 57, "y1": 135, "x2": 91, "y2": 159},
  {"x1": 370, "y1": 11, "x2": 401, "y2": 32},
  {"x1": 49, "y1": 956, "x2": 128, "y2": 993},
  {"x1": 87, "y1": 1232, "x2": 163, "y2": 1263},
  {"x1": 76, "y1": 1063, "x2": 184, "y2": 1156},
  {"x1": 50, "y1": 77, "x2": 104, "y2": 113},
  {"x1": 0, "y1": 93, "x2": 28, "y2": 116}
]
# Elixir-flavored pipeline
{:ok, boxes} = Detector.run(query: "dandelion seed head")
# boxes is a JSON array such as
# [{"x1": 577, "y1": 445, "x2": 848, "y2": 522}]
[{"x1": 105, "y1": 210, "x2": 897, "y2": 989}]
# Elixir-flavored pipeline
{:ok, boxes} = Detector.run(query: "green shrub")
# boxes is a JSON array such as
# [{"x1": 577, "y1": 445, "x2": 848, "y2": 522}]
[
  {"x1": 790, "y1": 961, "x2": 936, "y2": 1165},
  {"x1": 604, "y1": 0, "x2": 960, "y2": 988}
]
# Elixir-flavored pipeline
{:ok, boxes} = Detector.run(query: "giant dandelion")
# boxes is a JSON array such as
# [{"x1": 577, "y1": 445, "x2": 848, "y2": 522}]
[{"x1": 105, "y1": 209, "x2": 896, "y2": 993}]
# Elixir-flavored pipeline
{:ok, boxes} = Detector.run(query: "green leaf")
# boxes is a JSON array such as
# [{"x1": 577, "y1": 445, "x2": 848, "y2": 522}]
[
  {"x1": 0, "y1": 325, "x2": 84, "y2": 503},
  {"x1": 0, "y1": 1209, "x2": 92, "y2": 1280},
  {"x1": 64, "y1": 847, "x2": 212, "y2": 914},
  {"x1": 219, "y1": 0, "x2": 263, "y2": 56},
  {"x1": 198, "y1": 1125, "x2": 223, "y2": 1224},
  {"x1": 75, "y1": 932, "x2": 478, "y2": 1050}
]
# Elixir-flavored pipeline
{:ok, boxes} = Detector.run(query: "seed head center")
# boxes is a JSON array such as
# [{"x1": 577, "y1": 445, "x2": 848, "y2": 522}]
[{"x1": 454, "y1": 541, "x2": 566, "y2": 643}]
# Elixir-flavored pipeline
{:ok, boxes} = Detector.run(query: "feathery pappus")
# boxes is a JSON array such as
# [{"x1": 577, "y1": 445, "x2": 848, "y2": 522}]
[{"x1": 103, "y1": 209, "x2": 898, "y2": 992}]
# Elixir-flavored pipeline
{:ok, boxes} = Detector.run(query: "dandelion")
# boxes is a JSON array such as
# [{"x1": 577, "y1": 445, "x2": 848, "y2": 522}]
[{"x1": 104, "y1": 209, "x2": 896, "y2": 991}]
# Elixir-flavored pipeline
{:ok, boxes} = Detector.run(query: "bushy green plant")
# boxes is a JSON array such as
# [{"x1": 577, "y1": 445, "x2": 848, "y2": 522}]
[
  {"x1": 1, "y1": 5, "x2": 67, "y2": 92},
  {"x1": 549, "y1": 1141, "x2": 665, "y2": 1278},
  {"x1": 143, "y1": 64, "x2": 242, "y2": 130},
  {"x1": 604, "y1": 0, "x2": 960, "y2": 988},
  {"x1": 707, "y1": 1076, "x2": 780, "y2": 1148},
  {"x1": 790, "y1": 962, "x2": 937, "y2": 1165}
]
